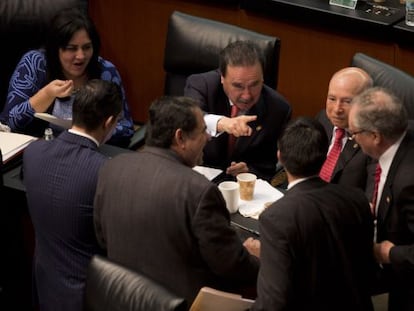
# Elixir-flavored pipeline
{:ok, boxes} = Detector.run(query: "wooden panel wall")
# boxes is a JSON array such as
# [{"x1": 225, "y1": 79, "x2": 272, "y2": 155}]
[{"x1": 88, "y1": 0, "x2": 414, "y2": 123}]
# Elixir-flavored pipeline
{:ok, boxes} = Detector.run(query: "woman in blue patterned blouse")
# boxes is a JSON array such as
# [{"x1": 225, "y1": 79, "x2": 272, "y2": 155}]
[{"x1": 0, "y1": 7, "x2": 134, "y2": 147}]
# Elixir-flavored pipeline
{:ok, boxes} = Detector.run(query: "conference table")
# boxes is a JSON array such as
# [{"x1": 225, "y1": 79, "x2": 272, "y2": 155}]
[{"x1": 2, "y1": 143, "x2": 285, "y2": 240}]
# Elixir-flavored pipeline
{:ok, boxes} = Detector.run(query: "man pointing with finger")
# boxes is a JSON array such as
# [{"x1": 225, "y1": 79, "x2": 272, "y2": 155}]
[{"x1": 185, "y1": 40, "x2": 291, "y2": 181}]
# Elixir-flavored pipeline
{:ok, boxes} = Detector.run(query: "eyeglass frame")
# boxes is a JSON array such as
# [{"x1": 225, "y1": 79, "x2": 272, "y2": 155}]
[{"x1": 348, "y1": 129, "x2": 370, "y2": 140}]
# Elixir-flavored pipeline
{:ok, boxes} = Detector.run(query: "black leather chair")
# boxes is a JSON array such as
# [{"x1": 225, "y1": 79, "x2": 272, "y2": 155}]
[
  {"x1": 164, "y1": 11, "x2": 281, "y2": 96},
  {"x1": 84, "y1": 255, "x2": 187, "y2": 311},
  {"x1": 351, "y1": 52, "x2": 414, "y2": 120},
  {"x1": 128, "y1": 11, "x2": 282, "y2": 150},
  {"x1": 0, "y1": 0, "x2": 86, "y2": 115}
]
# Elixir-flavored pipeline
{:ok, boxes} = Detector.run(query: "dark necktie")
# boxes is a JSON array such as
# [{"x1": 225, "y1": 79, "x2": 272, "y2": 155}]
[
  {"x1": 228, "y1": 105, "x2": 239, "y2": 156},
  {"x1": 371, "y1": 163, "x2": 382, "y2": 217},
  {"x1": 319, "y1": 128, "x2": 345, "y2": 182}
]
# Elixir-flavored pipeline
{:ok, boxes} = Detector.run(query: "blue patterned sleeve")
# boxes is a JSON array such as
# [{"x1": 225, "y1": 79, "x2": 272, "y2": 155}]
[
  {"x1": 99, "y1": 58, "x2": 134, "y2": 143},
  {"x1": 4, "y1": 50, "x2": 47, "y2": 132}
]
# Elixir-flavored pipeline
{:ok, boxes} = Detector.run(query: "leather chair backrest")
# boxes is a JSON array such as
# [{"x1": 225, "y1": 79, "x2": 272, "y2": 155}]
[
  {"x1": 84, "y1": 255, "x2": 187, "y2": 311},
  {"x1": 163, "y1": 11, "x2": 280, "y2": 96},
  {"x1": 351, "y1": 52, "x2": 414, "y2": 119},
  {"x1": 0, "y1": 0, "x2": 86, "y2": 114}
]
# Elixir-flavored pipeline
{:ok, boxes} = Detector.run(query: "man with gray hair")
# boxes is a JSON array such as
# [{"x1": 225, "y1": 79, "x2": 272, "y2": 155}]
[{"x1": 348, "y1": 86, "x2": 414, "y2": 311}]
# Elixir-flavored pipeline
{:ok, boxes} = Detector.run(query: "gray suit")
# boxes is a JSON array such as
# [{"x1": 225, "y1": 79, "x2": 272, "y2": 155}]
[{"x1": 94, "y1": 146, "x2": 259, "y2": 304}]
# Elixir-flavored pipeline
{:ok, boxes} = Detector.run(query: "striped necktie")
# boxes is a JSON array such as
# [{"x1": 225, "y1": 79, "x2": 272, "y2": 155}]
[
  {"x1": 371, "y1": 163, "x2": 382, "y2": 217},
  {"x1": 319, "y1": 128, "x2": 345, "y2": 182}
]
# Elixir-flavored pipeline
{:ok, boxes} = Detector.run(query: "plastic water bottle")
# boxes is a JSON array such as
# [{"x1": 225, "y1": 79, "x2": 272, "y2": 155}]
[
  {"x1": 406, "y1": 0, "x2": 414, "y2": 26},
  {"x1": 44, "y1": 128, "x2": 54, "y2": 141}
]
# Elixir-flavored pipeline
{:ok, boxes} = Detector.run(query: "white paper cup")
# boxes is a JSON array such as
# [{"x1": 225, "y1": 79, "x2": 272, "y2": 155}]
[
  {"x1": 218, "y1": 181, "x2": 240, "y2": 214},
  {"x1": 236, "y1": 173, "x2": 257, "y2": 201}
]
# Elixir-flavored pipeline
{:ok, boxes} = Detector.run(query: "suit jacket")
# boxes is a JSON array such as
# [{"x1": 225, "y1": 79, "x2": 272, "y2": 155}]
[
  {"x1": 93, "y1": 146, "x2": 259, "y2": 304},
  {"x1": 23, "y1": 131, "x2": 107, "y2": 311},
  {"x1": 252, "y1": 177, "x2": 375, "y2": 311},
  {"x1": 376, "y1": 131, "x2": 414, "y2": 311},
  {"x1": 184, "y1": 70, "x2": 291, "y2": 181},
  {"x1": 316, "y1": 110, "x2": 371, "y2": 191}
]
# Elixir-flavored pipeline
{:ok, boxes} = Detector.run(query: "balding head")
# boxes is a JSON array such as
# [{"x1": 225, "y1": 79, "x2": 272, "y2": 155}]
[{"x1": 326, "y1": 67, "x2": 373, "y2": 129}]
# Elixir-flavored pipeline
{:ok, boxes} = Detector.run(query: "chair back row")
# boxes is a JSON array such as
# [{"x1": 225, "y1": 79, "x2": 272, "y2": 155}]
[
  {"x1": 351, "y1": 52, "x2": 414, "y2": 120},
  {"x1": 164, "y1": 11, "x2": 281, "y2": 96}
]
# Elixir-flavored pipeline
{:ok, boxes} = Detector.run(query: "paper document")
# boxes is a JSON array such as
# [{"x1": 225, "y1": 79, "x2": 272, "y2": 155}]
[
  {"x1": 238, "y1": 179, "x2": 284, "y2": 219},
  {"x1": 193, "y1": 166, "x2": 223, "y2": 181},
  {"x1": 0, "y1": 132, "x2": 38, "y2": 163},
  {"x1": 190, "y1": 286, "x2": 254, "y2": 311},
  {"x1": 34, "y1": 112, "x2": 72, "y2": 129}
]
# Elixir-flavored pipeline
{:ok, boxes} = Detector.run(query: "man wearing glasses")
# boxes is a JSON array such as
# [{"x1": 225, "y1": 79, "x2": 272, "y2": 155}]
[
  {"x1": 184, "y1": 40, "x2": 291, "y2": 181},
  {"x1": 349, "y1": 87, "x2": 414, "y2": 311}
]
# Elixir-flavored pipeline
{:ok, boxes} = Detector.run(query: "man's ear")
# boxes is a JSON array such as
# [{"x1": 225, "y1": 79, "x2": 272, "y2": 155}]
[
  {"x1": 104, "y1": 115, "x2": 115, "y2": 130},
  {"x1": 173, "y1": 128, "x2": 186, "y2": 149},
  {"x1": 372, "y1": 131, "x2": 382, "y2": 146}
]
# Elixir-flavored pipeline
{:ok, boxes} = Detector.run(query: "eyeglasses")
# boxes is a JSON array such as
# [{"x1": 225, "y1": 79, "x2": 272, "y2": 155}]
[{"x1": 348, "y1": 129, "x2": 368, "y2": 140}]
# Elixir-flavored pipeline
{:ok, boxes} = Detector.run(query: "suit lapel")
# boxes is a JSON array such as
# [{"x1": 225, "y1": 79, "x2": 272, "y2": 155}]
[
  {"x1": 377, "y1": 133, "x2": 412, "y2": 223},
  {"x1": 333, "y1": 139, "x2": 360, "y2": 174},
  {"x1": 233, "y1": 94, "x2": 265, "y2": 155}
]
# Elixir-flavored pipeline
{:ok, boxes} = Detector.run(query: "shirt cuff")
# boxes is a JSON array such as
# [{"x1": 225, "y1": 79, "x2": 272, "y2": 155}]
[{"x1": 205, "y1": 113, "x2": 223, "y2": 137}]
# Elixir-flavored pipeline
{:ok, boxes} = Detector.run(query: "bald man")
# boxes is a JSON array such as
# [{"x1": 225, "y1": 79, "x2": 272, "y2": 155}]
[{"x1": 316, "y1": 67, "x2": 374, "y2": 190}]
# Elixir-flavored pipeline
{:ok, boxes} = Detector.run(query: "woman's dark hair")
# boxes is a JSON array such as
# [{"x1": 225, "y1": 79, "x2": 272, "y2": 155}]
[{"x1": 45, "y1": 7, "x2": 101, "y2": 82}]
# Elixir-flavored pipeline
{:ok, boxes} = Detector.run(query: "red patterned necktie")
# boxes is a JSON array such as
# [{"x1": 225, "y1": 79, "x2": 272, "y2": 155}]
[
  {"x1": 319, "y1": 128, "x2": 345, "y2": 182},
  {"x1": 371, "y1": 163, "x2": 382, "y2": 217},
  {"x1": 228, "y1": 105, "x2": 239, "y2": 156}
]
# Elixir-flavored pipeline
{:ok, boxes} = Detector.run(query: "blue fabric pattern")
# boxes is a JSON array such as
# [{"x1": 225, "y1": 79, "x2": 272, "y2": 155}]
[{"x1": 1, "y1": 50, "x2": 134, "y2": 142}]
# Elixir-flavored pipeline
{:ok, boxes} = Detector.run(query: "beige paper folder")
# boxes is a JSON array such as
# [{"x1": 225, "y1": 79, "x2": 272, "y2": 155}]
[{"x1": 190, "y1": 287, "x2": 254, "y2": 311}]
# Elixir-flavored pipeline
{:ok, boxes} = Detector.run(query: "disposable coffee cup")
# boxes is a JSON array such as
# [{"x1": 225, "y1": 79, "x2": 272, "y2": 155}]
[
  {"x1": 218, "y1": 181, "x2": 240, "y2": 214},
  {"x1": 236, "y1": 173, "x2": 257, "y2": 201}
]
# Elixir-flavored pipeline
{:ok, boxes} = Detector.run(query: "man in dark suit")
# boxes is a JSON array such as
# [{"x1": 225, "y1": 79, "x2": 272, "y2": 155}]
[
  {"x1": 184, "y1": 40, "x2": 291, "y2": 181},
  {"x1": 250, "y1": 117, "x2": 375, "y2": 311},
  {"x1": 349, "y1": 87, "x2": 414, "y2": 311},
  {"x1": 316, "y1": 67, "x2": 373, "y2": 189},
  {"x1": 93, "y1": 96, "x2": 260, "y2": 305},
  {"x1": 23, "y1": 80, "x2": 121, "y2": 311}
]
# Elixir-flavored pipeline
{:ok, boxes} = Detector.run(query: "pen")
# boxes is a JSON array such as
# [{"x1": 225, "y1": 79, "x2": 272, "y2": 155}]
[{"x1": 230, "y1": 221, "x2": 260, "y2": 236}]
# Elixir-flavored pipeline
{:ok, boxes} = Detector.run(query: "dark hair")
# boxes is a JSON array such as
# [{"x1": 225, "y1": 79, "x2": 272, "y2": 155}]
[
  {"x1": 278, "y1": 117, "x2": 329, "y2": 177},
  {"x1": 219, "y1": 40, "x2": 265, "y2": 77},
  {"x1": 145, "y1": 96, "x2": 200, "y2": 148},
  {"x1": 45, "y1": 7, "x2": 101, "y2": 82},
  {"x1": 351, "y1": 87, "x2": 408, "y2": 141},
  {"x1": 72, "y1": 79, "x2": 122, "y2": 131}
]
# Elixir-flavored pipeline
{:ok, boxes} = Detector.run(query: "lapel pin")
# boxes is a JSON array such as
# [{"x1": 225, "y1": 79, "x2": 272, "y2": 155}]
[
  {"x1": 386, "y1": 196, "x2": 390, "y2": 203},
  {"x1": 256, "y1": 125, "x2": 262, "y2": 131}
]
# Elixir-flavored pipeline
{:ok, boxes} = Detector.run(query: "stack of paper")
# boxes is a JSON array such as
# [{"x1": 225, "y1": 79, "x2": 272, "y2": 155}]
[
  {"x1": 0, "y1": 132, "x2": 38, "y2": 163},
  {"x1": 193, "y1": 165, "x2": 223, "y2": 181}
]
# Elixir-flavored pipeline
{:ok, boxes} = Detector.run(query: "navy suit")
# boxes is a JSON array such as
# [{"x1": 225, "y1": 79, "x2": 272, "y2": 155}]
[
  {"x1": 316, "y1": 110, "x2": 371, "y2": 191},
  {"x1": 252, "y1": 177, "x2": 375, "y2": 311},
  {"x1": 184, "y1": 70, "x2": 291, "y2": 181},
  {"x1": 376, "y1": 131, "x2": 414, "y2": 311},
  {"x1": 23, "y1": 131, "x2": 107, "y2": 311}
]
